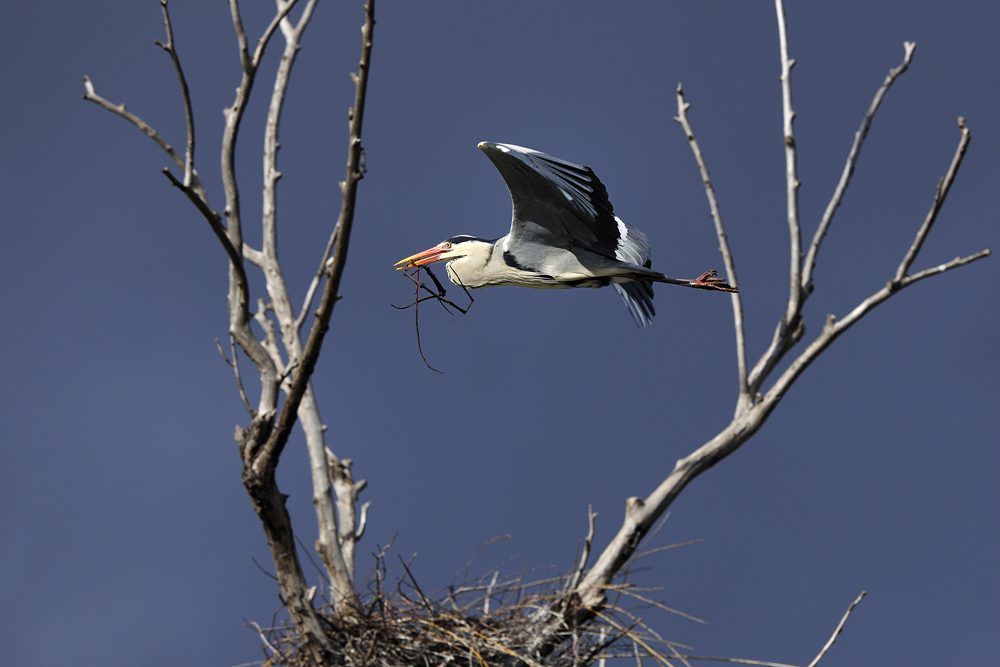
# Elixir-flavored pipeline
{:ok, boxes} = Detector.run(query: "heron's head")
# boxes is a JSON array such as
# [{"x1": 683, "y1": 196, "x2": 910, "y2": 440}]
[{"x1": 394, "y1": 235, "x2": 493, "y2": 271}]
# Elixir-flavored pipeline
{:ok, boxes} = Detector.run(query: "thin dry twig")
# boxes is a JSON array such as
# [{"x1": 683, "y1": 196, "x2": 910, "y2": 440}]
[
  {"x1": 394, "y1": 265, "x2": 474, "y2": 315},
  {"x1": 762, "y1": 119, "x2": 988, "y2": 409},
  {"x1": 673, "y1": 85, "x2": 747, "y2": 406},
  {"x1": 802, "y1": 42, "x2": 916, "y2": 293},
  {"x1": 633, "y1": 538, "x2": 703, "y2": 562},
  {"x1": 392, "y1": 265, "x2": 474, "y2": 373},
  {"x1": 412, "y1": 268, "x2": 442, "y2": 373},
  {"x1": 895, "y1": 117, "x2": 972, "y2": 281},
  {"x1": 153, "y1": 0, "x2": 195, "y2": 187},
  {"x1": 568, "y1": 506, "x2": 598, "y2": 593},
  {"x1": 216, "y1": 335, "x2": 254, "y2": 416},
  {"x1": 612, "y1": 588, "x2": 707, "y2": 625},
  {"x1": 805, "y1": 591, "x2": 866, "y2": 667}
]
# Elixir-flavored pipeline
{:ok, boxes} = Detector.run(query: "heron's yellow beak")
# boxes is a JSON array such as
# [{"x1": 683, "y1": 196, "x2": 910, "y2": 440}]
[{"x1": 394, "y1": 243, "x2": 449, "y2": 270}]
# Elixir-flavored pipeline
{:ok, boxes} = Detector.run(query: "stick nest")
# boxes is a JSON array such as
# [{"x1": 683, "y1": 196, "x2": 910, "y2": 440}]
[{"x1": 253, "y1": 562, "x2": 691, "y2": 667}]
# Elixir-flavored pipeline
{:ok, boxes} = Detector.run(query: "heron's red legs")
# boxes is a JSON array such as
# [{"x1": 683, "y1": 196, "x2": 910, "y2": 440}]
[
  {"x1": 690, "y1": 269, "x2": 738, "y2": 292},
  {"x1": 656, "y1": 269, "x2": 738, "y2": 293}
]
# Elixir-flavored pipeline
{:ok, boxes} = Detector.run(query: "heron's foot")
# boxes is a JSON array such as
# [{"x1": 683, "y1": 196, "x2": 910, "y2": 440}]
[{"x1": 691, "y1": 270, "x2": 738, "y2": 293}]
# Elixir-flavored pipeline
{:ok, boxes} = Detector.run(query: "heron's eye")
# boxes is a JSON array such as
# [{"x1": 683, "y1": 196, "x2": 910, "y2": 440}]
[{"x1": 445, "y1": 242, "x2": 452, "y2": 249}]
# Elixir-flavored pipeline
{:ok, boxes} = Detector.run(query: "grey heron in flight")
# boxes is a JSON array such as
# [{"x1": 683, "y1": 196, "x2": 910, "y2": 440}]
[{"x1": 395, "y1": 142, "x2": 736, "y2": 327}]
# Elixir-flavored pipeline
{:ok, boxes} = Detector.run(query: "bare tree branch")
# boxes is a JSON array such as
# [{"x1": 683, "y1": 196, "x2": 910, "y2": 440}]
[
  {"x1": 87, "y1": 0, "x2": 377, "y2": 658},
  {"x1": 802, "y1": 42, "x2": 916, "y2": 294},
  {"x1": 533, "y1": 6, "x2": 991, "y2": 659},
  {"x1": 750, "y1": 41, "x2": 918, "y2": 399},
  {"x1": 567, "y1": 505, "x2": 598, "y2": 594},
  {"x1": 896, "y1": 117, "x2": 972, "y2": 281},
  {"x1": 216, "y1": 335, "x2": 254, "y2": 417},
  {"x1": 763, "y1": 120, "x2": 986, "y2": 409},
  {"x1": 805, "y1": 591, "x2": 866, "y2": 667},
  {"x1": 83, "y1": 63, "x2": 262, "y2": 402},
  {"x1": 673, "y1": 85, "x2": 749, "y2": 407},
  {"x1": 250, "y1": 0, "x2": 375, "y2": 606},
  {"x1": 241, "y1": 0, "x2": 355, "y2": 600},
  {"x1": 775, "y1": 0, "x2": 804, "y2": 326},
  {"x1": 297, "y1": 224, "x2": 338, "y2": 331},
  {"x1": 242, "y1": 242, "x2": 265, "y2": 269},
  {"x1": 566, "y1": 103, "x2": 988, "y2": 647},
  {"x1": 220, "y1": 1, "x2": 301, "y2": 410},
  {"x1": 81, "y1": 77, "x2": 184, "y2": 173},
  {"x1": 153, "y1": 0, "x2": 195, "y2": 187},
  {"x1": 328, "y1": 450, "x2": 368, "y2": 581}
]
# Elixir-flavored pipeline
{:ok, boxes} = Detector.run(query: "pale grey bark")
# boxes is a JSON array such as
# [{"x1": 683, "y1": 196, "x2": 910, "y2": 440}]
[{"x1": 83, "y1": 0, "x2": 376, "y2": 660}]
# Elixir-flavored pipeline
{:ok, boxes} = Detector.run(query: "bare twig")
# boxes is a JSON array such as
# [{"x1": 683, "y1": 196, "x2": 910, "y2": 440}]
[
  {"x1": 775, "y1": 0, "x2": 803, "y2": 323},
  {"x1": 633, "y1": 538, "x2": 703, "y2": 562},
  {"x1": 261, "y1": 0, "x2": 320, "y2": 325},
  {"x1": 805, "y1": 591, "x2": 866, "y2": 667},
  {"x1": 252, "y1": 300, "x2": 284, "y2": 371},
  {"x1": 247, "y1": 620, "x2": 278, "y2": 656},
  {"x1": 673, "y1": 85, "x2": 748, "y2": 408},
  {"x1": 483, "y1": 570, "x2": 500, "y2": 614},
  {"x1": 393, "y1": 265, "x2": 474, "y2": 373},
  {"x1": 296, "y1": 225, "x2": 336, "y2": 331},
  {"x1": 216, "y1": 335, "x2": 254, "y2": 416},
  {"x1": 802, "y1": 42, "x2": 916, "y2": 293},
  {"x1": 652, "y1": 657, "x2": 797, "y2": 667},
  {"x1": 81, "y1": 77, "x2": 184, "y2": 173},
  {"x1": 568, "y1": 505, "x2": 598, "y2": 593},
  {"x1": 83, "y1": 72, "x2": 263, "y2": 405},
  {"x1": 398, "y1": 555, "x2": 434, "y2": 612},
  {"x1": 613, "y1": 588, "x2": 707, "y2": 624},
  {"x1": 80, "y1": 78, "x2": 220, "y2": 249},
  {"x1": 328, "y1": 450, "x2": 368, "y2": 580},
  {"x1": 895, "y1": 117, "x2": 972, "y2": 281},
  {"x1": 744, "y1": 0, "x2": 811, "y2": 399},
  {"x1": 412, "y1": 268, "x2": 443, "y2": 374},
  {"x1": 762, "y1": 120, "x2": 987, "y2": 408},
  {"x1": 153, "y1": 0, "x2": 195, "y2": 187},
  {"x1": 393, "y1": 265, "x2": 473, "y2": 315}
]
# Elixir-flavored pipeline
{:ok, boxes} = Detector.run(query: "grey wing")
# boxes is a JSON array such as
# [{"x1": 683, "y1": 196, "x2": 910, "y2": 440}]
[
  {"x1": 478, "y1": 142, "x2": 631, "y2": 258},
  {"x1": 479, "y1": 142, "x2": 657, "y2": 326}
]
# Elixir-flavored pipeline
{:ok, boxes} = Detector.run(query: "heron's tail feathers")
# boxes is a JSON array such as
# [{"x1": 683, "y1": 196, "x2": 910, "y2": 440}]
[{"x1": 614, "y1": 281, "x2": 655, "y2": 328}]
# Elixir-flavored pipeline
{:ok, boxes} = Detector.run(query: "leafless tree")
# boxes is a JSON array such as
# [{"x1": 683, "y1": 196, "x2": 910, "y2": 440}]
[
  {"x1": 85, "y1": 0, "x2": 373, "y2": 662},
  {"x1": 83, "y1": 1, "x2": 988, "y2": 666},
  {"x1": 527, "y1": 2, "x2": 989, "y2": 663}
]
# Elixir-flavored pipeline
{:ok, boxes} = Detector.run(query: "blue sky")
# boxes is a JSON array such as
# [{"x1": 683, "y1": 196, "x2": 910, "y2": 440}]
[{"x1": 2, "y1": 2, "x2": 997, "y2": 665}]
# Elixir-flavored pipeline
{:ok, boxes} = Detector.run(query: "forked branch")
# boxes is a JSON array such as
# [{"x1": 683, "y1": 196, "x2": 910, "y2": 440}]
[
  {"x1": 803, "y1": 42, "x2": 916, "y2": 293},
  {"x1": 750, "y1": 38, "x2": 916, "y2": 396},
  {"x1": 541, "y1": 3, "x2": 991, "y2": 660},
  {"x1": 153, "y1": 0, "x2": 195, "y2": 187},
  {"x1": 87, "y1": 0, "x2": 378, "y2": 659},
  {"x1": 805, "y1": 591, "x2": 866, "y2": 667},
  {"x1": 242, "y1": 3, "x2": 376, "y2": 622}
]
